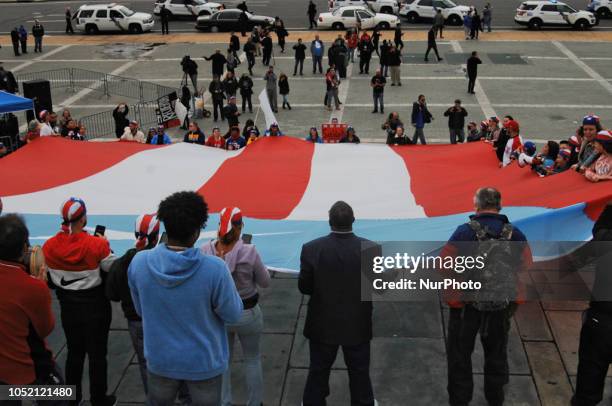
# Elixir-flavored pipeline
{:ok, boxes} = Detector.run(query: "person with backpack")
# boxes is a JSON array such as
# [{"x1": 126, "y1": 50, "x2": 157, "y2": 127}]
[{"x1": 441, "y1": 187, "x2": 531, "y2": 406}]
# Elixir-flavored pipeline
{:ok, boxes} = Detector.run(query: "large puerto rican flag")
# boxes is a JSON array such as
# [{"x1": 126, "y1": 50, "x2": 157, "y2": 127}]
[{"x1": 1, "y1": 137, "x2": 610, "y2": 271}]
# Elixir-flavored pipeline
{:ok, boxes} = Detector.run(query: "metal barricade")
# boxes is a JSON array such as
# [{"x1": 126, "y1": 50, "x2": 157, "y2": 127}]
[{"x1": 17, "y1": 68, "x2": 175, "y2": 103}]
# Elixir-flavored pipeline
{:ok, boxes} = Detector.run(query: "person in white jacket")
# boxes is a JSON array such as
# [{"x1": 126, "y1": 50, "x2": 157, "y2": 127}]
[{"x1": 121, "y1": 120, "x2": 145, "y2": 143}]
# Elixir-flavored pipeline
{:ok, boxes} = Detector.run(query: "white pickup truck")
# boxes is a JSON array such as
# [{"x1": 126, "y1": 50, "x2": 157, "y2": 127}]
[{"x1": 331, "y1": 0, "x2": 400, "y2": 15}]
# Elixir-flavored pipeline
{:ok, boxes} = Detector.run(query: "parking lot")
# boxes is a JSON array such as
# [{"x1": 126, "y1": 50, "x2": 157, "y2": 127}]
[{"x1": 2, "y1": 33, "x2": 612, "y2": 144}]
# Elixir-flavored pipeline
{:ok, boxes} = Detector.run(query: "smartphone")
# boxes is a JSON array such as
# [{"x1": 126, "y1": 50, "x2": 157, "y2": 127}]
[
  {"x1": 160, "y1": 232, "x2": 168, "y2": 244},
  {"x1": 242, "y1": 233, "x2": 252, "y2": 244},
  {"x1": 94, "y1": 225, "x2": 106, "y2": 237}
]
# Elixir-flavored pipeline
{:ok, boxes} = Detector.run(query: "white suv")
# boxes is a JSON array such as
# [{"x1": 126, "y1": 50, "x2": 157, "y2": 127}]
[
  {"x1": 318, "y1": 5, "x2": 400, "y2": 29},
  {"x1": 154, "y1": 0, "x2": 222, "y2": 19},
  {"x1": 587, "y1": 0, "x2": 612, "y2": 18},
  {"x1": 400, "y1": 0, "x2": 469, "y2": 25},
  {"x1": 75, "y1": 4, "x2": 154, "y2": 34},
  {"x1": 515, "y1": 1, "x2": 597, "y2": 29},
  {"x1": 331, "y1": 0, "x2": 400, "y2": 15}
]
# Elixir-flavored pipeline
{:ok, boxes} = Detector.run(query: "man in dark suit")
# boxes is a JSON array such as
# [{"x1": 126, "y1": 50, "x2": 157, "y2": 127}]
[
  {"x1": 299, "y1": 201, "x2": 379, "y2": 406},
  {"x1": 466, "y1": 51, "x2": 482, "y2": 94}
]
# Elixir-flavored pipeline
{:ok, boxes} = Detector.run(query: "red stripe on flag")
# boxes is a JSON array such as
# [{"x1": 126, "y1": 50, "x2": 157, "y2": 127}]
[
  {"x1": 199, "y1": 137, "x2": 314, "y2": 219},
  {"x1": 392, "y1": 142, "x2": 611, "y2": 218},
  {"x1": 0, "y1": 138, "x2": 154, "y2": 197}
]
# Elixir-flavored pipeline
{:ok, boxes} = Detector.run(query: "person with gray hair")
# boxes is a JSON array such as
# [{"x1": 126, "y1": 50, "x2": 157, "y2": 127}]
[
  {"x1": 299, "y1": 201, "x2": 381, "y2": 406},
  {"x1": 441, "y1": 187, "x2": 531, "y2": 406}
]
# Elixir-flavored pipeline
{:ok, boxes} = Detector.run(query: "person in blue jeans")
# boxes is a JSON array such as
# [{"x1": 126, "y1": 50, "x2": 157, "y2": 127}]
[
  {"x1": 128, "y1": 191, "x2": 243, "y2": 406},
  {"x1": 311, "y1": 35, "x2": 325, "y2": 74},
  {"x1": 411, "y1": 94, "x2": 433, "y2": 145},
  {"x1": 201, "y1": 206, "x2": 271, "y2": 406}
]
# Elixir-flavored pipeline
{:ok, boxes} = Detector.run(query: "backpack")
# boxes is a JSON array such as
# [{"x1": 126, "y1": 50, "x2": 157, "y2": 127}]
[{"x1": 467, "y1": 220, "x2": 517, "y2": 311}]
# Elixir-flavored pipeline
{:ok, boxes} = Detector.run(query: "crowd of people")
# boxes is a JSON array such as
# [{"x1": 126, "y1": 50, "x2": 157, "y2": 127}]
[{"x1": 1, "y1": 189, "x2": 611, "y2": 406}]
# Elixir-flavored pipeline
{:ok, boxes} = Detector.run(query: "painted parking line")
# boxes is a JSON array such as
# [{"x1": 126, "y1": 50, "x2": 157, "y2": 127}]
[
  {"x1": 452, "y1": 40, "x2": 496, "y2": 119},
  {"x1": 11, "y1": 44, "x2": 73, "y2": 73},
  {"x1": 552, "y1": 41, "x2": 612, "y2": 95}
]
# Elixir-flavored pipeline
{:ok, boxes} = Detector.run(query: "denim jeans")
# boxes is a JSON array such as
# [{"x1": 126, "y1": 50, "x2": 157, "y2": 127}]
[
  {"x1": 222, "y1": 305, "x2": 264, "y2": 406},
  {"x1": 372, "y1": 93, "x2": 384, "y2": 112},
  {"x1": 128, "y1": 320, "x2": 147, "y2": 393},
  {"x1": 412, "y1": 127, "x2": 426, "y2": 144},
  {"x1": 312, "y1": 55, "x2": 323, "y2": 73},
  {"x1": 147, "y1": 371, "x2": 221, "y2": 406},
  {"x1": 34, "y1": 37, "x2": 42, "y2": 52},
  {"x1": 450, "y1": 128, "x2": 465, "y2": 144}
]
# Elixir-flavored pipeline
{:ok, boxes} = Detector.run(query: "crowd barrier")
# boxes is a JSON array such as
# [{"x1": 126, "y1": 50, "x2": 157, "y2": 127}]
[
  {"x1": 17, "y1": 68, "x2": 175, "y2": 103},
  {"x1": 16, "y1": 69, "x2": 177, "y2": 140}
]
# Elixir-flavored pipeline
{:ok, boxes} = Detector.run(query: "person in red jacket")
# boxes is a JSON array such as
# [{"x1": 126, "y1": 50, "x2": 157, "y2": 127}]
[
  {"x1": 0, "y1": 214, "x2": 55, "y2": 386},
  {"x1": 43, "y1": 197, "x2": 117, "y2": 406}
]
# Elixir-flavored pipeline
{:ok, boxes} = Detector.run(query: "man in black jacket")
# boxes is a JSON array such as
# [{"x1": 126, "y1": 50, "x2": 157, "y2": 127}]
[
  {"x1": 238, "y1": 73, "x2": 253, "y2": 113},
  {"x1": 208, "y1": 76, "x2": 226, "y2": 121},
  {"x1": 573, "y1": 202, "x2": 612, "y2": 406},
  {"x1": 358, "y1": 35, "x2": 373, "y2": 74},
  {"x1": 204, "y1": 49, "x2": 227, "y2": 78},
  {"x1": 466, "y1": 51, "x2": 482, "y2": 94},
  {"x1": 180, "y1": 55, "x2": 198, "y2": 94},
  {"x1": 261, "y1": 33, "x2": 273, "y2": 66},
  {"x1": 106, "y1": 214, "x2": 160, "y2": 394},
  {"x1": 424, "y1": 27, "x2": 443, "y2": 62},
  {"x1": 243, "y1": 38, "x2": 256, "y2": 75},
  {"x1": 444, "y1": 99, "x2": 468, "y2": 144},
  {"x1": 223, "y1": 96, "x2": 240, "y2": 130},
  {"x1": 307, "y1": 0, "x2": 317, "y2": 29},
  {"x1": 299, "y1": 201, "x2": 380, "y2": 406},
  {"x1": 293, "y1": 38, "x2": 307, "y2": 76},
  {"x1": 160, "y1": 5, "x2": 170, "y2": 35},
  {"x1": 32, "y1": 20, "x2": 44, "y2": 53},
  {"x1": 229, "y1": 31, "x2": 240, "y2": 59},
  {"x1": 10, "y1": 27, "x2": 20, "y2": 56}
]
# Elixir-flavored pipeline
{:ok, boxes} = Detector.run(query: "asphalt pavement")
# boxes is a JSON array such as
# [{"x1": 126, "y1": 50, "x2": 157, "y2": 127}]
[{"x1": 0, "y1": 0, "x2": 611, "y2": 34}]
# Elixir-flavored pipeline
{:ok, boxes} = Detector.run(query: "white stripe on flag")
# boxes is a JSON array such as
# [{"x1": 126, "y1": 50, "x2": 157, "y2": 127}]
[
  {"x1": 4, "y1": 144, "x2": 242, "y2": 215},
  {"x1": 258, "y1": 89, "x2": 277, "y2": 130},
  {"x1": 287, "y1": 144, "x2": 426, "y2": 221}
]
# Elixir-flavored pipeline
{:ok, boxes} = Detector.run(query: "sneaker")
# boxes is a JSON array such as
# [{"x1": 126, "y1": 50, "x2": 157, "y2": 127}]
[
  {"x1": 372, "y1": 110, "x2": 378, "y2": 113},
  {"x1": 398, "y1": 83, "x2": 402, "y2": 86},
  {"x1": 391, "y1": 83, "x2": 395, "y2": 86}
]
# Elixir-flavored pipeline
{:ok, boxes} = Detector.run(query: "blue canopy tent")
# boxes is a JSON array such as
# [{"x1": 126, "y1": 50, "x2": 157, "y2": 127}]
[
  {"x1": 0, "y1": 91, "x2": 34, "y2": 113},
  {"x1": 0, "y1": 91, "x2": 34, "y2": 154}
]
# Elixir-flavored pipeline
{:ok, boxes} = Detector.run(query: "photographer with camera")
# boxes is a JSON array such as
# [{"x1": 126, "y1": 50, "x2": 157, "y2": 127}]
[
  {"x1": 42, "y1": 197, "x2": 117, "y2": 406},
  {"x1": 0, "y1": 214, "x2": 63, "y2": 392},
  {"x1": 181, "y1": 55, "x2": 199, "y2": 95},
  {"x1": 444, "y1": 99, "x2": 468, "y2": 144}
]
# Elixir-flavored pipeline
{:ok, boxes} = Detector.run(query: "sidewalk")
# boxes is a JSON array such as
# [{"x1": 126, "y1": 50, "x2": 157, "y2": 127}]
[{"x1": 2, "y1": 30, "x2": 612, "y2": 46}]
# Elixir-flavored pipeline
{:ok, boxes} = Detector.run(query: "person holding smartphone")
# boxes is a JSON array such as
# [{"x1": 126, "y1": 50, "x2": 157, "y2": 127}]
[
  {"x1": 42, "y1": 197, "x2": 117, "y2": 406},
  {"x1": 201, "y1": 207, "x2": 270, "y2": 406}
]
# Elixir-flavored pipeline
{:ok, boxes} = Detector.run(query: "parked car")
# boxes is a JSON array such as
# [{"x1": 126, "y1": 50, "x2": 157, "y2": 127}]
[
  {"x1": 399, "y1": 0, "x2": 469, "y2": 25},
  {"x1": 195, "y1": 9, "x2": 274, "y2": 31},
  {"x1": 75, "y1": 4, "x2": 155, "y2": 34},
  {"x1": 331, "y1": 0, "x2": 400, "y2": 15},
  {"x1": 514, "y1": 1, "x2": 597, "y2": 29},
  {"x1": 318, "y1": 5, "x2": 400, "y2": 29},
  {"x1": 587, "y1": 0, "x2": 612, "y2": 18},
  {"x1": 154, "y1": 0, "x2": 222, "y2": 19}
]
